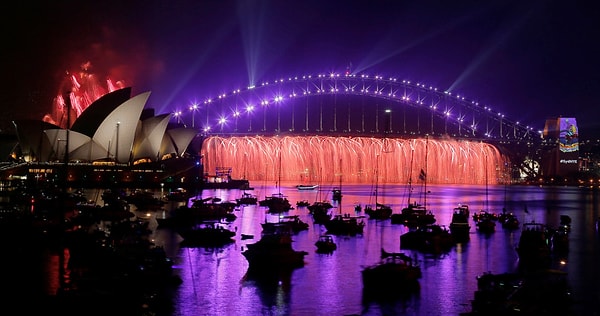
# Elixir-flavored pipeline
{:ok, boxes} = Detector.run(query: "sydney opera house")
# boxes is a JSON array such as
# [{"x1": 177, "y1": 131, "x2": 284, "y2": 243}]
[{"x1": 1, "y1": 87, "x2": 203, "y2": 189}]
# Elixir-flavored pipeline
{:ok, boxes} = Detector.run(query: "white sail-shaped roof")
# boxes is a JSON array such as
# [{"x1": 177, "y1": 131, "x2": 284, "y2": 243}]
[
  {"x1": 13, "y1": 88, "x2": 201, "y2": 164},
  {"x1": 160, "y1": 127, "x2": 198, "y2": 158},
  {"x1": 132, "y1": 113, "x2": 171, "y2": 161},
  {"x1": 92, "y1": 92, "x2": 150, "y2": 163},
  {"x1": 44, "y1": 129, "x2": 96, "y2": 162},
  {"x1": 69, "y1": 138, "x2": 114, "y2": 162}
]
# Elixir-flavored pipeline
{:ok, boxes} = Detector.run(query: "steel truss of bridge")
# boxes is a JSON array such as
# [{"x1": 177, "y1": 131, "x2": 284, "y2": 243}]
[{"x1": 181, "y1": 72, "x2": 539, "y2": 144}]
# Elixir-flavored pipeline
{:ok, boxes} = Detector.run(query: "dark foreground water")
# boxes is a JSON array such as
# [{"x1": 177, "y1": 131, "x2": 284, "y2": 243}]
[{"x1": 5, "y1": 182, "x2": 600, "y2": 315}]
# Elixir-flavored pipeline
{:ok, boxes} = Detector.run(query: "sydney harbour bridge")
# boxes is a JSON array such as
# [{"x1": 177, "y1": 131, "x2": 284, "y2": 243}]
[{"x1": 175, "y1": 72, "x2": 542, "y2": 185}]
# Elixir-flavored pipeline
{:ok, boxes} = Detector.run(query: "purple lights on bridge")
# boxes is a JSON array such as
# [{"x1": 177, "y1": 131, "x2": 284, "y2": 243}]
[{"x1": 173, "y1": 73, "x2": 537, "y2": 141}]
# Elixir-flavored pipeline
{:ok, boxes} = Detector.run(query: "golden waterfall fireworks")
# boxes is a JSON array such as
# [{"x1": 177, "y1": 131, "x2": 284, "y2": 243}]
[{"x1": 202, "y1": 135, "x2": 507, "y2": 185}]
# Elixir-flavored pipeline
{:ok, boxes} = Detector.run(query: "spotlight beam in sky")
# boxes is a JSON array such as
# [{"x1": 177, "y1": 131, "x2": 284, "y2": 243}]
[
  {"x1": 448, "y1": 3, "x2": 535, "y2": 93},
  {"x1": 355, "y1": 5, "x2": 488, "y2": 75}
]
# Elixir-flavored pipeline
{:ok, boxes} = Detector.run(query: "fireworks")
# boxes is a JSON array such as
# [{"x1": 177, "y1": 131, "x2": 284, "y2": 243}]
[
  {"x1": 202, "y1": 135, "x2": 506, "y2": 185},
  {"x1": 42, "y1": 62, "x2": 125, "y2": 128}
]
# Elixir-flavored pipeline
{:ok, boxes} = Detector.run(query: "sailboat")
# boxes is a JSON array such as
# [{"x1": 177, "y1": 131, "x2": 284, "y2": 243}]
[
  {"x1": 331, "y1": 159, "x2": 343, "y2": 202},
  {"x1": 364, "y1": 154, "x2": 393, "y2": 220},
  {"x1": 498, "y1": 178, "x2": 519, "y2": 230},
  {"x1": 399, "y1": 136, "x2": 454, "y2": 254},
  {"x1": 363, "y1": 235, "x2": 421, "y2": 297},
  {"x1": 307, "y1": 168, "x2": 334, "y2": 224},
  {"x1": 258, "y1": 142, "x2": 292, "y2": 213},
  {"x1": 475, "y1": 154, "x2": 496, "y2": 233},
  {"x1": 323, "y1": 173, "x2": 365, "y2": 235},
  {"x1": 391, "y1": 140, "x2": 435, "y2": 227}
]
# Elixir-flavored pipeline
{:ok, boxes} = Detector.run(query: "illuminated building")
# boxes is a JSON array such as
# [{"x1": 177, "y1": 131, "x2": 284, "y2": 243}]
[
  {"x1": 5, "y1": 88, "x2": 201, "y2": 188},
  {"x1": 540, "y1": 117, "x2": 580, "y2": 178}
]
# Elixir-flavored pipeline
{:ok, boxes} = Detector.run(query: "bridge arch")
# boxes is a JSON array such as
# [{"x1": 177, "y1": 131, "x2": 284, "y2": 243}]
[
  {"x1": 180, "y1": 72, "x2": 537, "y2": 143},
  {"x1": 183, "y1": 72, "x2": 541, "y2": 183}
]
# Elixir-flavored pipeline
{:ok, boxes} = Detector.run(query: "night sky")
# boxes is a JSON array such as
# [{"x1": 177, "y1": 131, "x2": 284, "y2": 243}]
[{"x1": 2, "y1": 1, "x2": 599, "y2": 139}]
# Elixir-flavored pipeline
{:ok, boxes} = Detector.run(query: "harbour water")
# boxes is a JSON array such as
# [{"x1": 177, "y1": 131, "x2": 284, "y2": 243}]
[
  {"x1": 157, "y1": 182, "x2": 599, "y2": 315},
  {"x1": 6, "y1": 182, "x2": 600, "y2": 315}
]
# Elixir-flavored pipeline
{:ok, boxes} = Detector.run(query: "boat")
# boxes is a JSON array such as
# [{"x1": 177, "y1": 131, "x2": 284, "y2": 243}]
[
  {"x1": 391, "y1": 142, "x2": 436, "y2": 226},
  {"x1": 296, "y1": 184, "x2": 318, "y2": 190},
  {"x1": 465, "y1": 270, "x2": 572, "y2": 315},
  {"x1": 261, "y1": 215, "x2": 309, "y2": 234},
  {"x1": 472, "y1": 210, "x2": 498, "y2": 222},
  {"x1": 364, "y1": 155, "x2": 393, "y2": 220},
  {"x1": 164, "y1": 187, "x2": 190, "y2": 202},
  {"x1": 236, "y1": 191, "x2": 258, "y2": 205},
  {"x1": 332, "y1": 188, "x2": 342, "y2": 202},
  {"x1": 332, "y1": 163, "x2": 343, "y2": 202},
  {"x1": 242, "y1": 222, "x2": 308, "y2": 271},
  {"x1": 258, "y1": 149, "x2": 292, "y2": 213},
  {"x1": 551, "y1": 215, "x2": 571, "y2": 257},
  {"x1": 449, "y1": 203, "x2": 471, "y2": 242},
  {"x1": 516, "y1": 221, "x2": 552, "y2": 268},
  {"x1": 156, "y1": 197, "x2": 237, "y2": 229},
  {"x1": 400, "y1": 224, "x2": 454, "y2": 254},
  {"x1": 361, "y1": 249, "x2": 421, "y2": 298},
  {"x1": 550, "y1": 225, "x2": 569, "y2": 258},
  {"x1": 498, "y1": 183, "x2": 519, "y2": 230},
  {"x1": 258, "y1": 193, "x2": 293, "y2": 213},
  {"x1": 499, "y1": 211, "x2": 520, "y2": 230},
  {"x1": 391, "y1": 201, "x2": 436, "y2": 227},
  {"x1": 364, "y1": 203, "x2": 393, "y2": 220},
  {"x1": 315, "y1": 235, "x2": 337, "y2": 253},
  {"x1": 307, "y1": 200, "x2": 333, "y2": 213},
  {"x1": 475, "y1": 211, "x2": 497, "y2": 234},
  {"x1": 177, "y1": 221, "x2": 236, "y2": 247},
  {"x1": 324, "y1": 214, "x2": 365, "y2": 236},
  {"x1": 296, "y1": 200, "x2": 310, "y2": 207},
  {"x1": 475, "y1": 155, "x2": 496, "y2": 234},
  {"x1": 307, "y1": 200, "x2": 334, "y2": 224}
]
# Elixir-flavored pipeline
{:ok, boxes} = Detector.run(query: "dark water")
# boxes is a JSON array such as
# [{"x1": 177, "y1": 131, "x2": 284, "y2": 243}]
[
  {"x1": 150, "y1": 182, "x2": 599, "y2": 316},
  {"x1": 8, "y1": 183, "x2": 600, "y2": 315}
]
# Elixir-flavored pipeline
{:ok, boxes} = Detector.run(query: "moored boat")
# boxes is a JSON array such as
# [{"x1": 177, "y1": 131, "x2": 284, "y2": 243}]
[
  {"x1": 391, "y1": 201, "x2": 436, "y2": 227},
  {"x1": 516, "y1": 221, "x2": 552, "y2": 268},
  {"x1": 262, "y1": 215, "x2": 309, "y2": 234},
  {"x1": 296, "y1": 184, "x2": 318, "y2": 190},
  {"x1": 296, "y1": 200, "x2": 310, "y2": 207},
  {"x1": 364, "y1": 202, "x2": 393, "y2": 220},
  {"x1": 315, "y1": 235, "x2": 337, "y2": 253},
  {"x1": 474, "y1": 210, "x2": 497, "y2": 234},
  {"x1": 400, "y1": 224, "x2": 454, "y2": 254},
  {"x1": 449, "y1": 204, "x2": 471, "y2": 242},
  {"x1": 361, "y1": 249, "x2": 421, "y2": 298},
  {"x1": 499, "y1": 211, "x2": 520, "y2": 230},
  {"x1": 308, "y1": 201, "x2": 334, "y2": 224},
  {"x1": 242, "y1": 222, "x2": 308, "y2": 271},
  {"x1": 464, "y1": 270, "x2": 572, "y2": 315},
  {"x1": 259, "y1": 193, "x2": 293, "y2": 213},
  {"x1": 324, "y1": 214, "x2": 365, "y2": 236},
  {"x1": 332, "y1": 188, "x2": 342, "y2": 201},
  {"x1": 236, "y1": 191, "x2": 258, "y2": 205},
  {"x1": 177, "y1": 221, "x2": 236, "y2": 247}
]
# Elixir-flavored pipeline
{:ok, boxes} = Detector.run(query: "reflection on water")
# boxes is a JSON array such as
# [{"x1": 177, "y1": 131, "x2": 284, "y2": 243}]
[
  {"x1": 153, "y1": 182, "x2": 599, "y2": 315},
  {"x1": 5, "y1": 182, "x2": 599, "y2": 315}
]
